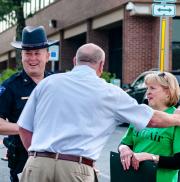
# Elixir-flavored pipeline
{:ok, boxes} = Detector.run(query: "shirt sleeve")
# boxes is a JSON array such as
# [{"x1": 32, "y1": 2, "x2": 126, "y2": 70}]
[
  {"x1": 115, "y1": 89, "x2": 154, "y2": 131},
  {"x1": 17, "y1": 88, "x2": 37, "y2": 132},
  {"x1": 156, "y1": 126, "x2": 180, "y2": 170},
  {"x1": 158, "y1": 153, "x2": 180, "y2": 169},
  {"x1": 0, "y1": 84, "x2": 13, "y2": 119}
]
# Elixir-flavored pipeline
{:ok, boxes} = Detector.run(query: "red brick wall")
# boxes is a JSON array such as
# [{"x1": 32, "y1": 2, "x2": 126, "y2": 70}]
[
  {"x1": 123, "y1": 11, "x2": 159, "y2": 84},
  {"x1": 151, "y1": 17, "x2": 160, "y2": 69}
]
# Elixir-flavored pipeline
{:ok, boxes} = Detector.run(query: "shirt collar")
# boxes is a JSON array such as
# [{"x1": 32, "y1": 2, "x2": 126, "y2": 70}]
[
  {"x1": 72, "y1": 65, "x2": 97, "y2": 76},
  {"x1": 21, "y1": 70, "x2": 48, "y2": 85}
]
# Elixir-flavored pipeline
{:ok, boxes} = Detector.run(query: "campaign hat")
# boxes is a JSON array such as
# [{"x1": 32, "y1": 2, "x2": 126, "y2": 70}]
[{"x1": 11, "y1": 26, "x2": 58, "y2": 50}]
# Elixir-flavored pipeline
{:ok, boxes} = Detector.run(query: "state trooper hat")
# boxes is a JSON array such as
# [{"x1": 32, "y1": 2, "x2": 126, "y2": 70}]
[{"x1": 11, "y1": 26, "x2": 58, "y2": 50}]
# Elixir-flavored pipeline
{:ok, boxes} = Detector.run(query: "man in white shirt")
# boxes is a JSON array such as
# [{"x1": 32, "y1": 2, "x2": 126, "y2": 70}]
[{"x1": 18, "y1": 43, "x2": 180, "y2": 182}]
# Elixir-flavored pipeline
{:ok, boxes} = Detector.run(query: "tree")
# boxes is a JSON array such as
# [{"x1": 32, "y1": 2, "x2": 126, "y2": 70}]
[{"x1": 0, "y1": 0, "x2": 30, "y2": 69}]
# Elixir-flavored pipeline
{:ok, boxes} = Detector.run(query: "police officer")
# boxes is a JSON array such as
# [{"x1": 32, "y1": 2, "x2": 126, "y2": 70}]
[{"x1": 0, "y1": 26, "x2": 58, "y2": 182}]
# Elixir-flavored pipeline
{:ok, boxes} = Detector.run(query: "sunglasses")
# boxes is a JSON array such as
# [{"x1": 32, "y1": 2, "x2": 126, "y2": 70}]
[
  {"x1": 158, "y1": 72, "x2": 169, "y2": 84},
  {"x1": 158, "y1": 72, "x2": 166, "y2": 77}
]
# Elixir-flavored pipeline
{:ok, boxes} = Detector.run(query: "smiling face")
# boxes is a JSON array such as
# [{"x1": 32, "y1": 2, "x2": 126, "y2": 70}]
[
  {"x1": 21, "y1": 48, "x2": 49, "y2": 78},
  {"x1": 146, "y1": 82, "x2": 170, "y2": 110}
]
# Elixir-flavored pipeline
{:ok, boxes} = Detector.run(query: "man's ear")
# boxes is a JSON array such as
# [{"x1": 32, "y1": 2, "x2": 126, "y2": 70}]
[
  {"x1": 73, "y1": 56, "x2": 76, "y2": 66},
  {"x1": 99, "y1": 61, "x2": 104, "y2": 74},
  {"x1": 97, "y1": 61, "x2": 104, "y2": 77},
  {"x1": 46, "y1": 52, "x2": 50, "y2": 63}
]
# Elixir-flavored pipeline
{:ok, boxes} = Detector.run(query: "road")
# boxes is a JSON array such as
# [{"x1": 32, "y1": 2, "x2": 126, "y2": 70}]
[
  {"x1": 96, "y1": 126, "x2": 127, "y2": 182},
  {"x1": 0, "y1": 136, "x2": 8, "y2": 182},
  {"x1": 0, "y1": 126, "x2": 127, "y2": 182}
]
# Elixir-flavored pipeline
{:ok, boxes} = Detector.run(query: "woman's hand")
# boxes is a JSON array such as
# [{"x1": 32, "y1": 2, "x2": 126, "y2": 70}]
[
  {"x1": 119, "y1": 145, "x2": 133, "y2": 170},
  {"x1": 131, "y1": 152, "x2": 158, "y2": 170}
]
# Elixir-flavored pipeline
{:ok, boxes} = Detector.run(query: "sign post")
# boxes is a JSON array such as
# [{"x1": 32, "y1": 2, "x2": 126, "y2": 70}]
[
  {"x1": 160, "y1": 17, "x2": 166, "y2": 71},
  {"x1": 48, "y1": 45, "x2": 60, "y2": 72},
  {"x1": 152, "y1": 0, "x2": 176, "y2": 71}
]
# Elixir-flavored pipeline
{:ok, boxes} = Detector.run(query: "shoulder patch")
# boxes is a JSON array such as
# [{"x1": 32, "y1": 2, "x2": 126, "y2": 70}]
[{"x1": 0, "y1": 86, "x2": 6, "y2": 96}]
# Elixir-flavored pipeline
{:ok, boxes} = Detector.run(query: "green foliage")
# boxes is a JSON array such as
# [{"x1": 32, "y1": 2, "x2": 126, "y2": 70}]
[
  {"x1": 101, "y1": 71, "x2": 116, "y2": 83},
  {"x1": 0, "y1": 1, "x2": 12, "y2": 21},
  {"x1": 0, "y1": 0, "x2": 30, "y2": 21},
  {"x1": 0, "y1": 0, "x2": 29, "y2": 67},
  {"x1": 0, "y1": 68, "x2": 17, "y2": 84}
]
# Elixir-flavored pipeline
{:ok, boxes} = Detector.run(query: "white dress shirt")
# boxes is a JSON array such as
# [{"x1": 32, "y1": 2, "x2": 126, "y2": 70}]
[{"x1": 18, "y1": 65, "x2": 153, "y2": 160}]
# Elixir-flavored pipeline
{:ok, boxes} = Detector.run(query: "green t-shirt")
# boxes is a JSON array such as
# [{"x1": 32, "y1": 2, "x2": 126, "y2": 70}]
[{"x1": 121, "y1": 106, "x2": 180, "y2": 182}]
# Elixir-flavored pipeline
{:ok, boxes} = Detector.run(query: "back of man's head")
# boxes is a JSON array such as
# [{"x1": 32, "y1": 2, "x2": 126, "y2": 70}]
[{"x1": 75, "y1": 43, "x2": 105, "y2": 66}]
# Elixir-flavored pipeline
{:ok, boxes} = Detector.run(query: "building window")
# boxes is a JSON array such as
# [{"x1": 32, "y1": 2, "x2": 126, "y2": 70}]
[{"x1": 172, "y1": 18, "x2": 180, "y2": 70}]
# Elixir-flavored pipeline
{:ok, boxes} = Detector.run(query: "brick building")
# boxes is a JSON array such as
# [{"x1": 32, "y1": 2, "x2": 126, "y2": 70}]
[{"x1": 0, "y1": 0, "x2": 180, "y2": 84}]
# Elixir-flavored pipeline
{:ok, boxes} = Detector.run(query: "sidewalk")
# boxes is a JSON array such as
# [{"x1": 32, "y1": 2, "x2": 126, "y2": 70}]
[{"x1": 0, "y1": 136, "x2": 9, "y2": 182}]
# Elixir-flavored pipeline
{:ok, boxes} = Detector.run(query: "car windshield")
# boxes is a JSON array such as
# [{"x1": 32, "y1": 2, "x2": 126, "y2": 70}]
[
  {"x1": 133, "y1": 76, "x2": 146, "y2": 89},
  {"x1": 131, "y1": 71, "x2": 159, "y2": 89}
]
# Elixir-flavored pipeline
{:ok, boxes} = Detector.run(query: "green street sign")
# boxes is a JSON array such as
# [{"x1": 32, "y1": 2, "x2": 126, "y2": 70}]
[{"x1": 152, "y1": 4, "x2": 176, "y2": 17}]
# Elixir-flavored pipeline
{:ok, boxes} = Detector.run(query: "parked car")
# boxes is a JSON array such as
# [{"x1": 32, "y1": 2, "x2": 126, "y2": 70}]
[{"x1": 123, "y1": 70, "x2": 180, "y2": 105}]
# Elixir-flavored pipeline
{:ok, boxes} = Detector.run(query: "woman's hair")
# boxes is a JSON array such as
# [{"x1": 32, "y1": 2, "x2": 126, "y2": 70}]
[{"x1": 145, "y1": 72, "x2": 180, "y2": 107}]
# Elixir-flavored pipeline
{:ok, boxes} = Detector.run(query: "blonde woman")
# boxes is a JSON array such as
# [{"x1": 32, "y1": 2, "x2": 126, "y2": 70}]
[{"x1": 119, "y1": 72, "x2": 180, "y2": 182}]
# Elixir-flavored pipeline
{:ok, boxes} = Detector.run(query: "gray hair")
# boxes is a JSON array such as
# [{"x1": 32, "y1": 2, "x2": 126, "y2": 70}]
[{"x1": 76, "y1": 43, "x2": 105, "y2": 65}]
